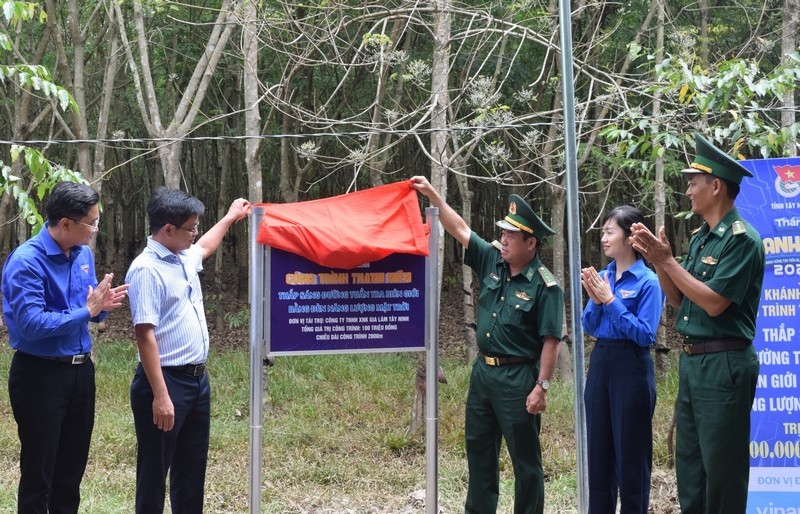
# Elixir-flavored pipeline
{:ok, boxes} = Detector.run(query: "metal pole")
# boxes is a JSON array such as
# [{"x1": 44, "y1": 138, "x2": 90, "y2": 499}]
[
  {"x1": 425, "y1": 207, "x2": 441, "y2": 514},
  {"x1": 249, "y1": 206, "x2": 265, "y2": 514},
  {"x1": 556, "y1": 0, "x2": 589, "y2": 511}
]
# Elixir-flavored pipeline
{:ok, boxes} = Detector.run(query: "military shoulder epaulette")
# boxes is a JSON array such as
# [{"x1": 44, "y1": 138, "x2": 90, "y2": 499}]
[
  {"x1": 732, "y1": 220, "x2": 746, "y2": 236},
  {"x1": 537, "y1": 266, "x2": 558, "y2": 288}
]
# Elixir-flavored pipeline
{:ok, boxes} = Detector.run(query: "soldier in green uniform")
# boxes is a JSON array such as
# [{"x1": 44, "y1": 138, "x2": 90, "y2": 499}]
[
  {"x1": 411, "y1": 176, "x2": 564, "y2": 514},
  {"x1": 630, "y1": 133, "x2": 764, "y2": 514}
]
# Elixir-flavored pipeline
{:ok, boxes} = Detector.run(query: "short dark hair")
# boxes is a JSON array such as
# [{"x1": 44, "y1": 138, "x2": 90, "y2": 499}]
[
  {"x1": 704, "y1": 174, "x2": 739, "y2": 200},
  {"x1": 147, "y1": 187, "x2": 205, "y2": 233},
  {"x1": 45, "y1": 182, "x2": 100, "y2": 224},
  {"x1": 603, "y1": 205, "x2": 647, "y2": 259}
]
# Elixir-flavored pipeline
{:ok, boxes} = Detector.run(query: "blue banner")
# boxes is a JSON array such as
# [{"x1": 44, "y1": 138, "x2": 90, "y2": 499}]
[
  {"x1": 738, "y1": 158, "x2": 800, "y2": 511},
  {"x1": 268, "y1": 248, "x2": 426, "y2": 355}
]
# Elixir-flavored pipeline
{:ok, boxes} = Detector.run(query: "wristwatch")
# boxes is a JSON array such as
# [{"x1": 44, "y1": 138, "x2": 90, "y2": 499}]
[{"x1": 536, "y1": 379, "x2": 550, "y2": 391}]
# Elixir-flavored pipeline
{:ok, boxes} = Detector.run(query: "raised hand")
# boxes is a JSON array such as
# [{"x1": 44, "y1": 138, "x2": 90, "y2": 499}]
[{"x1": 86, "y1": 273, "x2": 129, "y2": 317}]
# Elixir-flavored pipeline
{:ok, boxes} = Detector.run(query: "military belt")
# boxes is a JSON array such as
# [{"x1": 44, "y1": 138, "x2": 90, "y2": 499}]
[
  {"x1": 479, "y1": 351, "x2": 532, "y2": 366},
  {"x1": 682, "y1": 338, "x2": 751, "y2": 355}
]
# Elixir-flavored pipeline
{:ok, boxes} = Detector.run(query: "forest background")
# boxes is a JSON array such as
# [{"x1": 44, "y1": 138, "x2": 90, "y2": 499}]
[{"x1": 0, "y1": 0, "x2": 798, "y2": 511}]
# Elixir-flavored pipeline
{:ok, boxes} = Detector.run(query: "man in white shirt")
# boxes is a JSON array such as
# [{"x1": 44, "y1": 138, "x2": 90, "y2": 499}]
[{"x1": 126, "y1": 187, "x2": 249, "y2": 513}]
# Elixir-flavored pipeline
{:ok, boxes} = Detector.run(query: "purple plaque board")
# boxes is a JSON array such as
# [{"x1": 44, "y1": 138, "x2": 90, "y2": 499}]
[{"x1": 268, "y1": 247, "x2": 427, "y2": 355}]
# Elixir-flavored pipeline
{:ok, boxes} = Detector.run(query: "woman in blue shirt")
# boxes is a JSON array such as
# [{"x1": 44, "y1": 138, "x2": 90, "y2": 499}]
[{"x1": 581, "y1": 205, "x2": 664, "y2": 514}]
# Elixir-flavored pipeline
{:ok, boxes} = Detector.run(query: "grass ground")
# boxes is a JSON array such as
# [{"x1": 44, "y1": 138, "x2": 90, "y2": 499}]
[{"x1": 0, "y1": 336, "x2": 682, "y2": 513}]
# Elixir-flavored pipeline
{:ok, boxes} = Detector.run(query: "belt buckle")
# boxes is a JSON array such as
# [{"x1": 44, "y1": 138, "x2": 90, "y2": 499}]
[
  {"x1": 193, "y1": 364, "x2": 206, "y2": 376},
  {"x1": 71, "y1": 354, "x2": 86, "y2": 364},
  {"x1": 682, "y1": 344, "x2": 693, "y2": 355},
  {"x1": 483, "y1": 355, "x2": 500, "y2": 366}
]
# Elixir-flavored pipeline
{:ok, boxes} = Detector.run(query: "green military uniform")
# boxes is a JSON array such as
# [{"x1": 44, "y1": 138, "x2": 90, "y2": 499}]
[
  {"x1": 675, "y1": 134, "x2": 765, "y2": 514},
  {"x1": 462, "y1": 196, "x2": 564, "y2": 514}
]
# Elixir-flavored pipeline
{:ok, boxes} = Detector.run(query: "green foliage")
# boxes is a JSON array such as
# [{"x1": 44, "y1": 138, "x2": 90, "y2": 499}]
[
  {"x1": 0, "y1": 2, "x2": 76, "y2": 112},
  {"x1": 383, "y1": 430, "x2": 423, "y2": 455},
  {"x1": 1, "y1": 1, "x2": 81, "y2": 231},
  {"x1": 224, "y1": 307, "x2": 249, "y2": 330},
  {"x1": 0, "y1": 146, "x2": 88, "y2": 231},
  {"x1": 2, "y1": 1, "x2": 46, "y2": 26},
  {"x1": 139, "y1": 0, "x2": 180, "y2": 15},
  {"x1": 654, "y1": 52, "x2": 800, "y2": 156},
  {"x1": 603, "y1": 50, "x2": 800, "y2": 162},
  {"x1": 0, "y1": 64, "x2": 75, "y2": 111},
  {"x1": 362, "y1": 32, "x2": 392, "y2": 48}
]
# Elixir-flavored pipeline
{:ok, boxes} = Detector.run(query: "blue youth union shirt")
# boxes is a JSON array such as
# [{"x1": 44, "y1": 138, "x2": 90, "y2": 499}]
[
  {"x1": 581, "y1": 258, "x2": 664, "y2": 347},
  {"x1": 2, "y1": 223, "x2": 102, "y2": 357}
]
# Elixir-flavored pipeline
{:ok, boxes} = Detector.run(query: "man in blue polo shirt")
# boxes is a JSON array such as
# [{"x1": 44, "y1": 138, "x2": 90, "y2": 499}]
[{"x1": 2, "y1": 181, "x2": 129, "y2": 513}]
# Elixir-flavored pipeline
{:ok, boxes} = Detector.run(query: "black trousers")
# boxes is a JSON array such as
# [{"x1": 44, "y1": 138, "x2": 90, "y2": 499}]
[
  {"x1": 130, "y1": 364, "x2": 211, "y2": 514},
  {"x1": 8, "y1": 351, "x2": 96, "y2": 514}
]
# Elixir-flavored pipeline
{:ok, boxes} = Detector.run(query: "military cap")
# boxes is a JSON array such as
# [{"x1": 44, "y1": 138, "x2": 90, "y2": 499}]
[
  {"x1": 495, "y1": 194, "x2": 556, "y2": 240},
  {"x1": 680, "y1": 133, "x2": 753, "y2": 185}
]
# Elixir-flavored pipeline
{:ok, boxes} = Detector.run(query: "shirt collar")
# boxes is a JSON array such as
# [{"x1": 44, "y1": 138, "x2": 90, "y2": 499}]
[
  {"x1": 606, "y1": 257, "x2": 648, "y2": 280},
  {"x1": 146, "y1": 236, "x2": 188, "y2": 261},
  {"x1": 39, "y1": 222, "x2": 84, "y2": 259},
  {"x1": 519, "y1": 254, "x2": 543, "y2": 282},
  {"x1": 703, "y1": 207, "x2": 740, "y2": 239}
]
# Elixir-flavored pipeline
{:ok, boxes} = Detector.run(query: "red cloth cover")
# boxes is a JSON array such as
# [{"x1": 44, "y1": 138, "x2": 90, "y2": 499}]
[{"x1": 256, "y1": 180, "x2": 429, "y2": 268}]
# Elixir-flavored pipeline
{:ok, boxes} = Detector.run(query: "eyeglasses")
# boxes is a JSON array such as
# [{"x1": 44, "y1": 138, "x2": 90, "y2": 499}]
[
  {"x1": 69, "y1": 218, "x2": 100, "y2": 232},
  {"x1": 175, "y1": 224, "x2": 199, "y2": 235}
]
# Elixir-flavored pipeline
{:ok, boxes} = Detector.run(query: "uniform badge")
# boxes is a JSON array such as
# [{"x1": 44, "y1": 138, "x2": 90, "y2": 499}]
[
  {"x1": 81, "y1": 264, "x2": 90, "y2": 274},
  {"x1": 489, "y1": 273, "x2": 500, "y2": 283},
  {"x1": 515, "y1": 291, "x2": 531, "y2": 301},
  {"x1": 701, "y1": 256, "x2": 718, "y2": 265},
  {"x1": 509, "y1": 201, "x2": 517, "y2": 215},
  {"x1": 732, "y1": 220, "x2": 746, "y2": 235},
  {"x1": 537, "y1": 266, "x2": 557, "y2": 287},
  {"x1": 620, "y1": 289, "x2": 635, "y2": 298},
  {"x1": 717, "y1": 226, "x2": 725, "y2": 234}
]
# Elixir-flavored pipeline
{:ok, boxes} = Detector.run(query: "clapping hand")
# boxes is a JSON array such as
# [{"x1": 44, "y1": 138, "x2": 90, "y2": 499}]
[{"x1": 581, "y1": 267, "x2": 613, "y2": 305}]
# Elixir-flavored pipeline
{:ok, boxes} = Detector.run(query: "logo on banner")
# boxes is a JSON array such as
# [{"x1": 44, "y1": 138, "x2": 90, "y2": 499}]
[{"x1": 773, "y1": 165, "x2": 800, "y2": 199}]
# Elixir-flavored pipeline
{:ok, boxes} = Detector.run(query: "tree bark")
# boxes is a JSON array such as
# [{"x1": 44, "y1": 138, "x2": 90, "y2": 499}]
[
  {"x1": 454, "y1": 171, "x2": 478, "y2": 363},
  {"x1": 412, "y1": 0, "x2": 452, "y2": 436},
  {"x1": 653, "y1": 0, "x2": 670, "y2": 373},
  {"x1": 699, "y1": 0, "x2": 709, "y2": 66},
  {"x1": 782, "y1": 0, "x2": 798, "y2": 156},
  {"x1": 114, "y1": 0, "x2": 237, "y2": 188}
]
